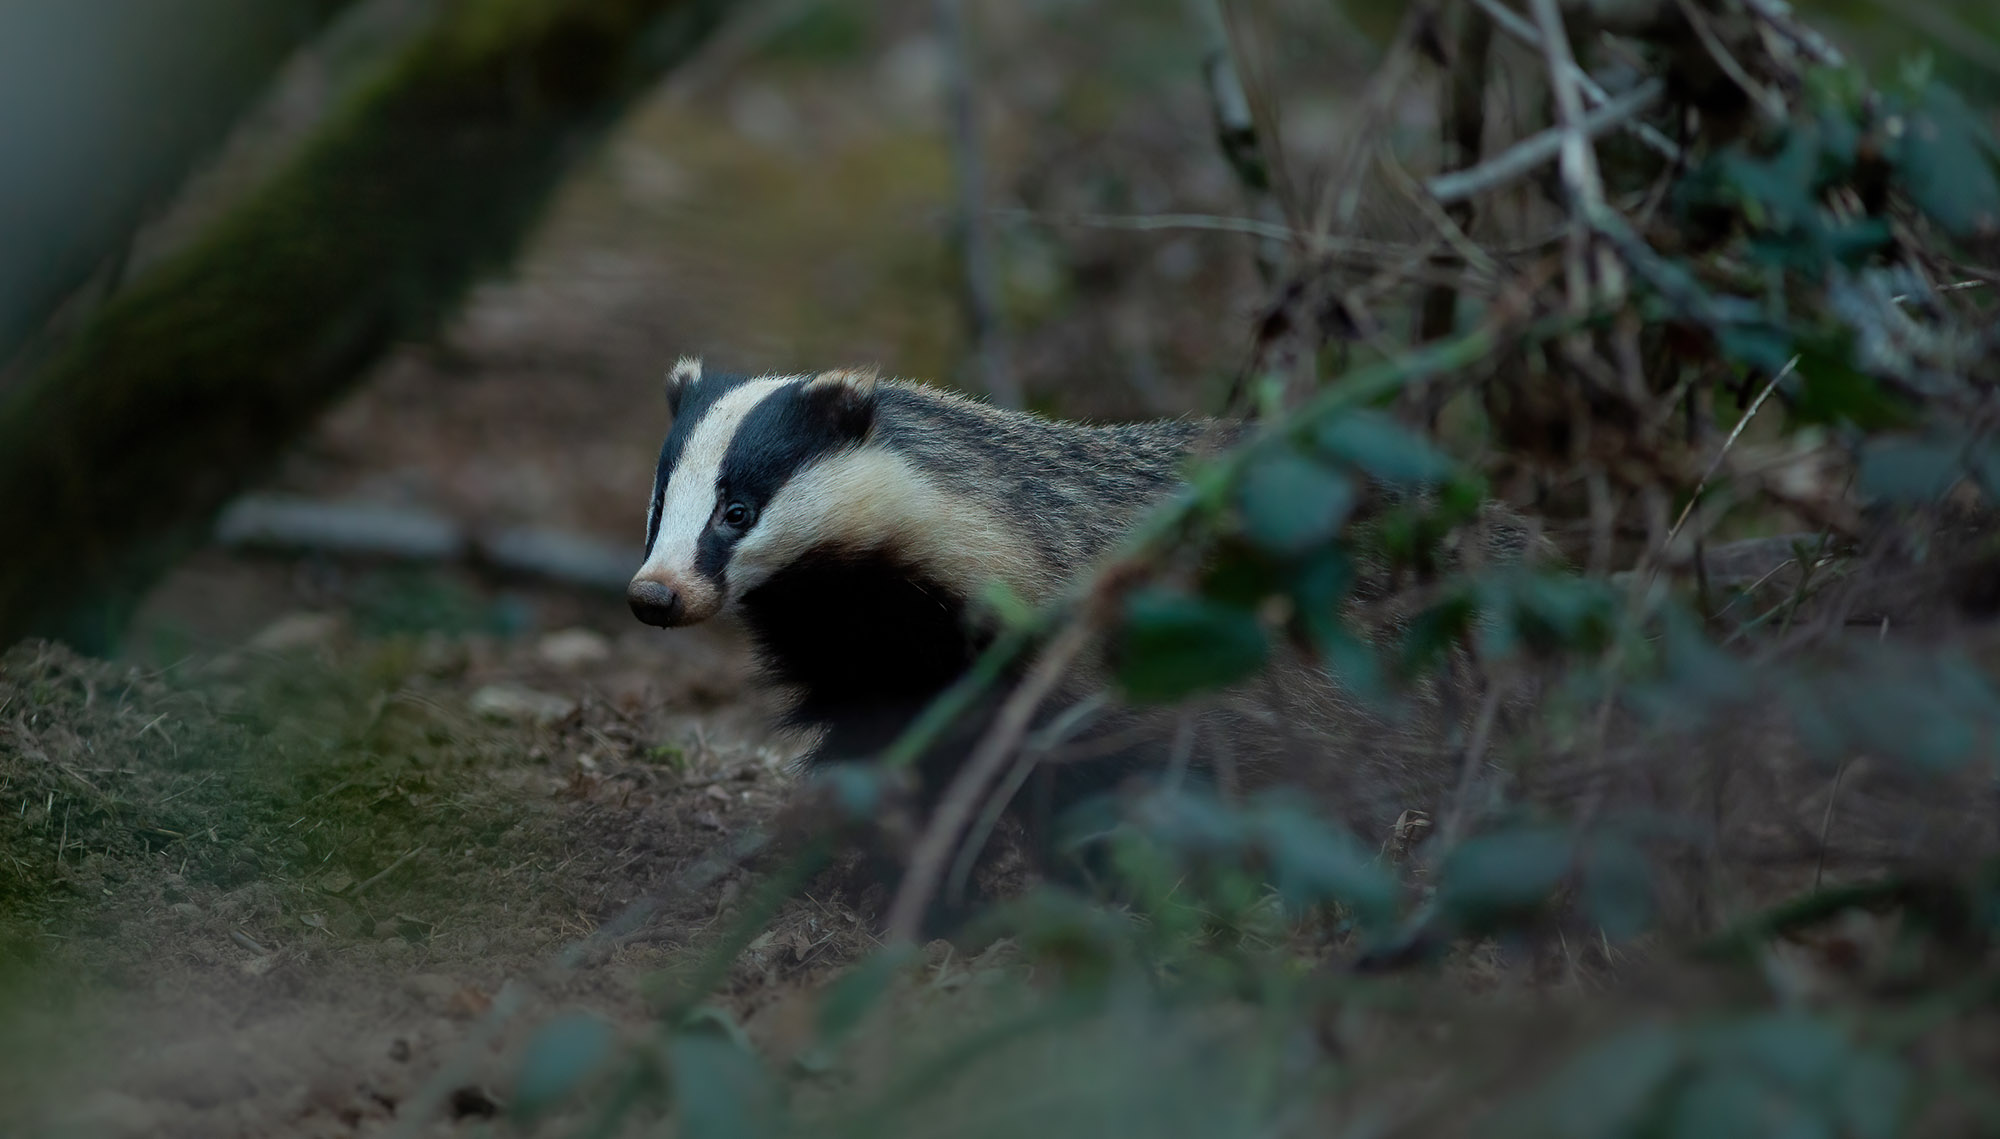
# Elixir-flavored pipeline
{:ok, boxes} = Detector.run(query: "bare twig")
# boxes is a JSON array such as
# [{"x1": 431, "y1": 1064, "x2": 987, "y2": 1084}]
[
  {"x1": 1189, "y1": 0, "x2": 1284, "y2": 282},
  {"x1": 1740, "y1": 0, "x2": 1846, "y2": 67},
  {"x1": 995, "y1": 208, "x2": 1297, "y2": 244},
  {"x1": 1415, "y1": 0, "x2": 1495, "y2": 373},
  {"x1": 1530, "y1": 0, "x2": 1627, "y2": 309},
  {"x1": 935, "y1": 0, "x2": 1018, "y2": 408},
  {"x1": 1813, "y1": 758, "x2": 1852, "y2": 890},
  {"x1": 1466, "y1": 0, "x2": 1680, "y2": 158},
  {"x1": 885, "y1": 621, "x2": 1096, "y2": 943},
  {"x1": 943, "y1": 692, "x2": 1107, "y2": 906},
  {"x1": 350, "y1": 844, "x2": 426, "y2": 898},
  {"x1": 1426, "y1": 79, "x2": 1666, "y2": 205},
  {"x1": 1671, "y1": 0, "x2": 1787, "y2": 123},
  {"x1": 1433, "y1": 677, "x2": 1511, "y2": 856},
  {"x1": 1664, "y1": 354, "x2": 1800, "y2": 548}
]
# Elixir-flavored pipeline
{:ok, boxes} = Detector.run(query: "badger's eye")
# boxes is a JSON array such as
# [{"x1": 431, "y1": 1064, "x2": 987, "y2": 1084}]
[{"x1": 720, "y1": 501, "x2": 754, "y2": 529}]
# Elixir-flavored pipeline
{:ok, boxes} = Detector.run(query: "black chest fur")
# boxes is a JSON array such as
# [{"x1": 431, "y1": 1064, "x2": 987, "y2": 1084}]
[{"x1": 736, "y1": 549, "x2": 989, "y2": 758}]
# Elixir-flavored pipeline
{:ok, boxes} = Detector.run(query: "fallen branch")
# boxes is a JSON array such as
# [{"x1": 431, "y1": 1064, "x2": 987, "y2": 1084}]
[
  {"x1": 1425, "y1": 79, "x2": 1666, "y2": 205},
  {"x1": 213, "y1": 493, "x2": 637, "y2": 593}
]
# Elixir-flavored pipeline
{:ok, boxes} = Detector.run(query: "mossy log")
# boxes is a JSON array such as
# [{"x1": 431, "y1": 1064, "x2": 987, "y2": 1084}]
[{"x1": 0, "y1": 0, "x2": 728, "y2": 652}]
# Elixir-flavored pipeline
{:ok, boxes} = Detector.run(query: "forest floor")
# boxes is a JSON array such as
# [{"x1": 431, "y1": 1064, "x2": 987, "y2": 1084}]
[
  {"x1": 0, "y1": 564, "x2": 907, "y2": 1139},
  {"x1": 0, "y1": 9, "x2": 1108, "y2": 1132}
]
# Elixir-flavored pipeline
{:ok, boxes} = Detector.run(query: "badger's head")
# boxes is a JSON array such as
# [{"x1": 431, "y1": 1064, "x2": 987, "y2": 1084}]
[{"x1": 627, "y1": 358, "x2": 881, "y2": 628}]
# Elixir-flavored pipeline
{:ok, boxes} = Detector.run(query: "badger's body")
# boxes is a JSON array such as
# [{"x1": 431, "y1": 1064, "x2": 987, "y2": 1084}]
[{"x1": 627, "y1": 359, "x2": 1237, "y2": 825}]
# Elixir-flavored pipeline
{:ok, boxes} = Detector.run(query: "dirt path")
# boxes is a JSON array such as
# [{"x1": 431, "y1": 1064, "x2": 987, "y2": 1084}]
[{"x1": 0, "y1": 570, "x2": 880, "y2": 1138}]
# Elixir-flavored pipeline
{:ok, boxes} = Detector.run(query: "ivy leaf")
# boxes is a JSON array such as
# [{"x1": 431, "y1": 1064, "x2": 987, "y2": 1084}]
[
  {"x1": 1582, "y1": 835, "x2": 1655, "y2": 942},
  {"x1": 815, "y1": 946, "x2": 916, "y2": 1049},
  {"x1": 513, "y1": 1012, "x2": 616, "y2": 1122},
  {"x1": 1313, "y1": 409, "x2": 1458, "y2": 486},
  {"x1": 1237, "y1": 447, "x2": 1355, "y2": 556},
  {"x1": 1436, "y1": 826, "x2": 1574, "y2": 930},
  {"x1": 1857, "y1": 434, "x2": 1965, "y2": 503},
  {"x1": 1116, "y1": 589, "x2": 1269, "y2": 702},
  {"x1": 669, "y1": 1025, "x2": 784, "y2": 1139},
  {"x1": 1251, "y1": 800, "x2": 1397, "y2": 931},
  {"x1": 1519, "y1": 1022, "x2": 1685, "y2": 1139},
  {"x1": 1892, "y1": 81, "x2": 2000, "y2": 238}
]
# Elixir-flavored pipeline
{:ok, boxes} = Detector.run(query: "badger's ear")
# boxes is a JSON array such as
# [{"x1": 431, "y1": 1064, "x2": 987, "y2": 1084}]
[
  {"x1": 664, "y1": 356, "x2": 703, "y2": 417},
  {"x1": 802, "y1": 366, "x2": 880, "y2": 438}
]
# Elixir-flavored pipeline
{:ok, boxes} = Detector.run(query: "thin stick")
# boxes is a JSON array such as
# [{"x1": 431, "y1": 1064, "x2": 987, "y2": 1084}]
[
  {"x1": 1428, "y1": 80, "x2": 1665, "y2": 205},
  {"x1": 1466, "y1": 0, "x2": 1680, "y2": 158},
  {"x1": 1672, "y1": 0, "x2": 1787, "y2": 122},
  {"x1": 1665, "y1": 354, "x2": 1799, "y2": 547},
  {"x1": 1433, "y1": 678, "x2": 1511, "y2": 856},
  {"x1": 885, "y1": 621, "x2": 1095, "y2": 942},
  {"x1": 1740, "y1": 0, "x2": 1846, "y2": 67},
  {"x1": 1188, "y1": 0, "x2": 1283, "y2": 282},
  {"x1": 943, "y1": 692, "x2": 1107, "y2": 906},
  {"x1": 935, "y1": 0, "x2": 1017, "y2": 408},
  {"x1": 1530, "y1": 0, "x2": 1626, "y2": 309},
  {"x1": 350, "y1": 844, "x2": 426, "y2": 898},
  {"x1": 1814, "y1": 759, "x2": 1851, "y2": 890}
]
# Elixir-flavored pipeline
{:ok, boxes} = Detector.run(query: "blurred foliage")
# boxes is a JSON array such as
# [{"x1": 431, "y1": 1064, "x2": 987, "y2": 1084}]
[{"x1": 486, "y1": 1, "x2": 2000, "y2": 1135}]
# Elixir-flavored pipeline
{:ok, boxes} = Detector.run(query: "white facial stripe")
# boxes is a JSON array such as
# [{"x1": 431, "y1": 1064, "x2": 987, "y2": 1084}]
[
  {"x1": 729, "y1": 449, "x2": 1055, "y2": 603},
  {"x1": 637, "y1": 377, "x2": 792, "y2": 603}
]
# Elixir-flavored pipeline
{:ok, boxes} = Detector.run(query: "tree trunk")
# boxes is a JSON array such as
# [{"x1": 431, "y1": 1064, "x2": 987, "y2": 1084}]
[
  {"x1": 0, "y1": 0, "x2": 362, "y2": 362},
  {"x1": 0, "y1": 0, "x2": 729, "y2": 651}
]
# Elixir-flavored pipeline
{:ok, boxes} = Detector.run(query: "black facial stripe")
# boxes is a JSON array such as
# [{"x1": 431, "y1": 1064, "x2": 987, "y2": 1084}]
[
  {"x1": 678, "y1": 379, "x2": 871, "y2": 578},
  {"x1": 719, "y1": 380, "x2": 863, "y2": 507},
  {"x1": 694, "y1": 526, "x2": 733, "y2": 580},
  {"x1": 645, "y1": 370, "x2": 751, "y2": 550}
]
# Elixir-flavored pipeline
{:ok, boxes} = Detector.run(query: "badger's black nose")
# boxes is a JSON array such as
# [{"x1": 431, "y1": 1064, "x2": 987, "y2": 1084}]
[{"x1": 627, "y1": 579, "x2": 684, "y2": 627}]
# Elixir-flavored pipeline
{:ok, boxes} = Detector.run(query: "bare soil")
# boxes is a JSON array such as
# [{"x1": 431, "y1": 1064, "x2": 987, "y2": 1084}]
[{"x1": 0, "y1": 563, "x2": 903, "y2": 1138}]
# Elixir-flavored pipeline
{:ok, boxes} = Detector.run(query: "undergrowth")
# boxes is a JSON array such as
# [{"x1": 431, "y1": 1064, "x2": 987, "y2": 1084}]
[{"x1": 471, "y1": 1, "x2": 2000, "y2": 1137}]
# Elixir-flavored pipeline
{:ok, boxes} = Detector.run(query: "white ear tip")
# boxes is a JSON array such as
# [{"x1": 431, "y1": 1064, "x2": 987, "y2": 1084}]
[
  {"x1": 807, "y1": 365, "x2": 879, "y2": 394},
  {"x1": 669, "y1": 356, "x2": 703, "y2": 387}
]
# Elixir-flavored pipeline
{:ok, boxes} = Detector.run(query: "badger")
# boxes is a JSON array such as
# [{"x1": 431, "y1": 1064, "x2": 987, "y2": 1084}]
[
  {"x1": 626, "y1": 358, "x2": 1529, "y2": 901},
  {"x1": 626, "y1": 358, "x2": 1237, "y2": 831}
]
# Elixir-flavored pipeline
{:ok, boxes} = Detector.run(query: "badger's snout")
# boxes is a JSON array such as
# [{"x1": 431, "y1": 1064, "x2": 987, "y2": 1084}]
[{"x1": 627, "y1": 578, "x2": 686, "y2": 628}]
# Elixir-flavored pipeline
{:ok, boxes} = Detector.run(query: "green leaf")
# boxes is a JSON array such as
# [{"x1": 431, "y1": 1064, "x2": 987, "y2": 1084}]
[
  {"x1": 815, "y1": 946, "x2": 917, "y2": 1048},
  {"x1": 1289, "y1": 546, "x2": 1355, "y2": 629},
  {"x1": 1250, "y1": 799, "x2": 1398, "y2": 931},
  {"x1": 1892, "y1": 81, "x2": 2000, "y2": 238},
  {"x1": 1970, "y1": 438, "x2": 2000, "y2": 503},
  {"x1": 1116, "y1": 589, "x2": 1269, "y2": 703},
  {"x1": 669, "y1": 1026, "x2": 784, "y2": 1139},
  {"x1": 1319, "y1": 622, "x2": 1387, "y2": 702},
  {"x1": 1236, "y1": 447, "x2": 1355, "y2": 556},
  {"x1": 1716, "y1": 321, "x2": 1796, "y2": 375},
  {"x1": 1787, "y1": 345, "x2": 1910, "y2": 430},
  {"x1": 1834, "y1": 1050, "x2": 1909, "y2": 1139},
  {"x1": 1666, "y1": 1069, "x2": 1792, "y2": 1139},
  {"x1": 512, "y1": 1011, "x2": 616, "y2": 1121},
  {"x1": 1200, "y1": 540, "x2": 1287, "y2": 609},
  {"x1": 1582, "y1": 835, "x2": 1655, "y2": 942},
  {"x1": 1437, "y1": 826, "x2": 1574, "y2": 927},
  {"x1": 1858, "y1": 434, "x2": 1965, "y2": 503},
  {"x1": 1703, "y1": 1011, "x2": 1848, "y2": 1090},
  {"x1": 1529, "y1": 1021, "x2": 1685, "y2": 1139},
  {"x1": 1312, "y1": 409, "x2": 1458, "y2": 486},
  {"x1": 1400, "y1": 590, "x2": 1477, "y2": 676}
]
